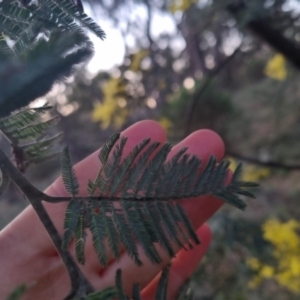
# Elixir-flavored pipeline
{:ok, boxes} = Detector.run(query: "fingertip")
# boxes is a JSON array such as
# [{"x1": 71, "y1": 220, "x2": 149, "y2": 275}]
[
  {"x1": 184, "y1": 129, "x2": 225, "y2": 161},
  {"x1": 122, "y1": 120, "x2": 167, "y2": 143}
]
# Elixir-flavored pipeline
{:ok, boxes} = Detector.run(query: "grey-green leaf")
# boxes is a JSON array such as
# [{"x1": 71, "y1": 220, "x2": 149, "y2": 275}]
[{"x1": 61, "y1": 146, "x2": 79, "y2": 197}]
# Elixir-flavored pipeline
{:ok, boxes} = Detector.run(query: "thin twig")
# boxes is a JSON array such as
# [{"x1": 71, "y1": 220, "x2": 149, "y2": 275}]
[
  {"x1": 185, "y1": 47, "x2": 241, "y2": 136},
  {"x1": 144, "y1": 0, "x2": 154, "y2": 48}
]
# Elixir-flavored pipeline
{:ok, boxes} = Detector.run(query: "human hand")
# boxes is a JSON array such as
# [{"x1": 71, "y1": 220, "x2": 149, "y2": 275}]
[{"x1": 0, "y1": 120, "x2": 225, "y2": 299}]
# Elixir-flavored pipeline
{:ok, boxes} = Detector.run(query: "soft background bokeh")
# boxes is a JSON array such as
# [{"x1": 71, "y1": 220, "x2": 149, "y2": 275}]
[{"x1": 2, "y1": 0, "x2": 300, "y2": 299}]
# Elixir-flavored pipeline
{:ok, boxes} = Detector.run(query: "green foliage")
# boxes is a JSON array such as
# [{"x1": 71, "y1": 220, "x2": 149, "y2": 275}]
[
  {"x1": 61, "y1": 133, "x2": 257, "y2": 268},
  {"x1": 43, "y1": 0, "x2": 105, "y2": 39},
  {"x1": 61, "y1": 146, "x2": 80, "y2": 196},
  {"x1": 74, "y1": 210, "x2": 87, "y2": 264},
  {"x1": 0, "y1": 104, "x2": 62, "y2": 172},
  {"x1": 62, "y1": 199, "x2": 81, "y2": 250},
  {"x1": 0, "y1": 0, "x2": 104, "y2": 57}
]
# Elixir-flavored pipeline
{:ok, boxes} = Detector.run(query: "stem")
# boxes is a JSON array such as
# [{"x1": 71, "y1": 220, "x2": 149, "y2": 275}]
[
  {"x1": 43, "y1": 194, "x2": 204, "y2": 203},
  {"x1": 0, "y1": 148, "x2": 95, "y2": 298}
]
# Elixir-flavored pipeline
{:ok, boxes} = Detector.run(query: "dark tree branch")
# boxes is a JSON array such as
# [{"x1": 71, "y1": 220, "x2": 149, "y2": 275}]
[
  {"x1": 227, "y1": 2, "x2": 300, "y2": 70},
  {"x1": 144, "y1": 0, "x2": 154, "y2": 48},
  {"x1": 226, "y1": 150, "x2": 300, "y2": 171},
  {"x1": 0, "y1": 148, "x2": 95, "y2": 299}
]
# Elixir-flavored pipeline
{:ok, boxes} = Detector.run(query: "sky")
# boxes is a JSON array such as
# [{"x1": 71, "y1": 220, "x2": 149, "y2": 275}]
[{"x1": 85, "y1": 4, "x2": 178, "y2": 74}]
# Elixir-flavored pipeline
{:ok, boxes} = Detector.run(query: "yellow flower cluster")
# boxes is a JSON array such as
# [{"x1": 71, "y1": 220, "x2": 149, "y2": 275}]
[
  {"x1": 92, "y1": 78, "x2": 129, "y2": 129},
  {"x1": 169, "y1": 0, "x2": 198, "y2": 13},
  {"x1": 228, "y1": 158, "x2": 271, "y2": 182},
  {"x1": 247, "y1": 219, "x2": 300, "y2": 293},
  {"x1": 264, "y1": 54, "x2": 287, "y2": 81},
  {"x1": 130, "y1": 50, "x2": 149, "y2": 72}
]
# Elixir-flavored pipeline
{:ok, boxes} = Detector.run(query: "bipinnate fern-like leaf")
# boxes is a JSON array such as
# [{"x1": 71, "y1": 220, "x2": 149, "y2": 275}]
[
  {"x1": 74, "y1": 208, "x2": 87, "y2": 264},
  {"x1": 116, "y1": 269, "x2": 128, "y2": 300},
  {"x1": 61, "y1": 146, "x2": 79, "y2": 197},
  {"x1": 0, "y1": 2, "x2": 100, "y2": 117},
  {"x1": 0, "y1": 1, "x2": 105, "y2": 57},
  {"x1": 9, "y1": 117, "x2": 60, "y2": 142},
  {"x1": 89, "y1": 201, "x2": 108, "y2": 266},
  {"x1": 41, "y1": 0, "x2": 106, "y2": 40},
  {"x1": 155, "y1": 264, "x2": 170, "y2": 300},
  {"x1": 0, "y1": 105, "x2": 52, "y2": 131},
  {"x1": 62, "y1": 133, "x2": 258, "y2": 268},
  {"x1": 0, "y1": 104, "x2": 62, "y2": 173},
  {"x1": 62, "y1": 199, "x2": 81, "y2": 250}
]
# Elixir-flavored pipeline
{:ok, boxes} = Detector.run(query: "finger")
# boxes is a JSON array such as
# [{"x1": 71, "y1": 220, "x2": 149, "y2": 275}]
[{"x1": 141, "y1": 224, "x2": 211, "y2": 300}]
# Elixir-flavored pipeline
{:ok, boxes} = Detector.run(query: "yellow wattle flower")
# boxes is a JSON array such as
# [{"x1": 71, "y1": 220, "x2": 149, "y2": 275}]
[{"x1": 264, "y1": 54, "x2": 287, "y2": 81}]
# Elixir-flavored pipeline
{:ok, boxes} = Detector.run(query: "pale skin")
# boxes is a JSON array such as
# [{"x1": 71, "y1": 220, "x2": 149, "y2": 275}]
[{"x1": 0, "y1": 120, "x2": 225, "y2": 299}]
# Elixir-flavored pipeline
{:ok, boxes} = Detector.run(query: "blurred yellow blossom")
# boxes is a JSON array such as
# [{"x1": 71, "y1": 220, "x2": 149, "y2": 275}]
[
  {"x1": 263, "y1": 219, "x2": 300, "y2": 251},
  {"x1": 130, "y1": 49, "x2": 149, "y2": 72},
  {"x1": 158, "y1": 117, "x2": 173, "y2": 134},
  {"x1": 248, "y1": 218, "x2": 300, "y2": 293},
  {"x1": 228, "y1": 157, "x2": 271, "y2": 182},
  {"x1": 92, "y1": 77, "x2": 129, "y2": 129},
  {"x1": 247, "y1": 257, "x2": 261, "y2": 271},
  {"x1": 264, "y1": 54, "x2": 287, "y2": 81},
  {"x1": 260, "y1": 265, "x2": 275, "y2": 278},
  {"x1": 169, "y1": 0, "x2": 198, "y2": 13}
]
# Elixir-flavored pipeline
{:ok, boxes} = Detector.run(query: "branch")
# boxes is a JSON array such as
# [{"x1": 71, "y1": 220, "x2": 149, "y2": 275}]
[
  {"x1": 185, "y1": 47, "x2": 241, "y2": 135},
  {"x1": 226, "y1": 150, "x2": 300, "y2": 171},
  {"x1": 144, "y1": 0, "x2": 154, "y2": 48},
  {"x1": 0, "y1": 148, "x2": 95, "y2": 299},
  {"x1": 227, "y1": 2, "x2": 300, "y2": 70}
]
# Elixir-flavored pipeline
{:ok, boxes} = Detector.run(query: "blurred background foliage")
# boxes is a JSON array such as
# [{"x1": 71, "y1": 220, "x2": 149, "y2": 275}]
[{"x1": 2, "y1": 0, "x2": 300, "y2": 299}]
